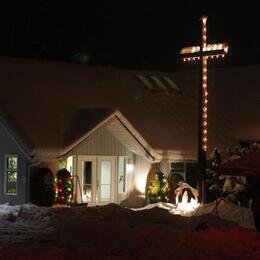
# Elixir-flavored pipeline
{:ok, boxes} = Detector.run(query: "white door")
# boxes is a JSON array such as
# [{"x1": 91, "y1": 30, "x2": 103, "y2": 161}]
[
  {"x1": 77, "y1": 156, "x2": 116, "y2": 206},
  {"x1": 97, "y1": 156, "x2": 116, "y2": 205}
]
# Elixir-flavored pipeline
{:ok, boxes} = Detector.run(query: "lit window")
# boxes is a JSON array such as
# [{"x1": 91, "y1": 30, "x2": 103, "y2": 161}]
[
  {"x1": 5, "y1": 155, "x2": 18, "y2": 195},
  {"x1": 118, "y1": 157, "x2": 126, "y2": 193},
  {"x1": 83, "y1": 161, "x2": 92, "y2": 202}
]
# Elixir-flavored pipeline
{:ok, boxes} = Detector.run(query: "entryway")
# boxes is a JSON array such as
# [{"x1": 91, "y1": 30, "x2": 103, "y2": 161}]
[{"x1": 77, "y1": 156, "x2": 116, "y2": 205}]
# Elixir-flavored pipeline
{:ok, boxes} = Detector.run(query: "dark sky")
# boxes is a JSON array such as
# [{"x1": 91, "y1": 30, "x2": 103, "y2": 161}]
[{"x1": 0, "y1": 1, "x2": 259, "y2": 72}]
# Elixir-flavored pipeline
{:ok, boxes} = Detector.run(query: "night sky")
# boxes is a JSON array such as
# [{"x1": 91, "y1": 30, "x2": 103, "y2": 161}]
[{"x1": 0, "y1": 1, "x2": 259, "y2": 72}]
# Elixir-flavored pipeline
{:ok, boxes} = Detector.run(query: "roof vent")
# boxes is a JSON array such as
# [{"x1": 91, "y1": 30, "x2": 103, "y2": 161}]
[{"x1": 136, "y1": 74, "x2": 182, "y2": 94}]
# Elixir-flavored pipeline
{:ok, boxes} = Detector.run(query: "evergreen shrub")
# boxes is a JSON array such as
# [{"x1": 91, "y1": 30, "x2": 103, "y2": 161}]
[{"x1": 31, "y1": 167, "x2": 55, "y2": 206}]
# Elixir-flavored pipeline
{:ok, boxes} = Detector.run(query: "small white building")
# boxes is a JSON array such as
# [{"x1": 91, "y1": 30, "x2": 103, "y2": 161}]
[{"x1": 48, "y1": 109, "x2": 160, "y2": 207}]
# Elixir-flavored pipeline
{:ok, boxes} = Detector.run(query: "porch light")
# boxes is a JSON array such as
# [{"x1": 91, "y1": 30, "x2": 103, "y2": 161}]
[{"x1": 126, "y1": 159, "x2": 134, "y2": 172}]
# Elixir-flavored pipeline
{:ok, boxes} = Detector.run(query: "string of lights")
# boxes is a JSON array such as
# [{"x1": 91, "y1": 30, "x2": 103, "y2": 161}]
[{"x1": 180, "y1": 16, "x2": 229, "y2": 152}]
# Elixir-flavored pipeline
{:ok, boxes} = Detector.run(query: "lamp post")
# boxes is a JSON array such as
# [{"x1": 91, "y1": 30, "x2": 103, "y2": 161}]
[{"x1": 180, "y1": 16, "x2": 228, "y2": 202}]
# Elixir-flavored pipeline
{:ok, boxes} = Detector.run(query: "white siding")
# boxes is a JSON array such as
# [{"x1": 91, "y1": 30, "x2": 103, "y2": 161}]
[
  {"x1": 68, "y1": 127, "x2": 134, "y2": 158},
  {"x1": 121, "y1": 155, "x2": 151, "y2": 208}
]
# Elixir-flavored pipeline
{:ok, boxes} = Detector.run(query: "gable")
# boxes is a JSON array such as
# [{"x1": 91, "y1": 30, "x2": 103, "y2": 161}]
[
  {"x1": 0, "y1": 118, "x2": 31, "y2": 160},
  {"x1": 67, "y1": 126, "x2": 134, "y2": 158}
]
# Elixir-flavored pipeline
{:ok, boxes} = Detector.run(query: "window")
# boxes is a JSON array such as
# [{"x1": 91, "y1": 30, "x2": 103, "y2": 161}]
[
  {"x1": 66, "y1": 156, "x2": 74, "y2": 175},
  {"x1": 83, "y1": 161, "x2": 92, "y2": 202},
  {"x1": 5, "y1": 155, "x2": 18, "y2": 195},
  {"x1": 170, "y1": 161, "x2": 197, "y2": 187},
  {"x1": 171, "y1": 162, "x2": 185, "y2": 179},
  {"x1": 118, "y1": 157, "x2": 126, "y2": 193},
  {"x1": 100, "y1": 160, "x2": 112, "y2": 201}
]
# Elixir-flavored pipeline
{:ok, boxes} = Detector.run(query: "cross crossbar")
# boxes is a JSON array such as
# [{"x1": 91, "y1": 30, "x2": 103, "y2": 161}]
[{"x1": 180, "y1": 43, "x2": 228, "y2": 60}]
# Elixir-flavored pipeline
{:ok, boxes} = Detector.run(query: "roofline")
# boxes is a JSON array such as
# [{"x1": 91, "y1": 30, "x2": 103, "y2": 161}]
[
  {"x1": 59, "y1": 110, "x2": 160, "y2": 162},
  {"x1": 114, "y1": 111, "x2": 161, "y2": 161},
  {"x1": 0, "y1": 117, "x2": 32, "y2": 160}
]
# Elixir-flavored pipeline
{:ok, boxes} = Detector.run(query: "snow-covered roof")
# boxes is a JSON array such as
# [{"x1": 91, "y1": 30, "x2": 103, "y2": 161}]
[
  {"x1": 31, "y1": 108, "x2": 160, "y2": 161},
  {"x1": 0, "y1": 57, "x2": 259, "y2": 161}
]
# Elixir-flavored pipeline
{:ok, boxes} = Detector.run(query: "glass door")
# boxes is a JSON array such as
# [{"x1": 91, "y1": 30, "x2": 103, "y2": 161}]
[{"x1": 97, "y1": 156, "x2": 116, "y2": 205}]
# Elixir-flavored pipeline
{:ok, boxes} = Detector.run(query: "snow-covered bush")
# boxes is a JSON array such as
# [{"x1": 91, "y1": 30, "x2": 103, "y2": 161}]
[{"x1": 206, "y1": 142, "x2": 260, "y2": 207}]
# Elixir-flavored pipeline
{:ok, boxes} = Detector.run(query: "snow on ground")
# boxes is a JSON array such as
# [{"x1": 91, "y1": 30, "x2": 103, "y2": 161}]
[
  {"x1": 0, "y1": 202, "x2": 259, "y2": 259},
  {"x1": 0, "y1": 203, "x2": 53, "y2": 246},
  {"x1": 133, "y1": 200, "x2": 255, "y2": 229},
  {"x1": 194, "y1": 200, "x2": 255, "y2": 229}
]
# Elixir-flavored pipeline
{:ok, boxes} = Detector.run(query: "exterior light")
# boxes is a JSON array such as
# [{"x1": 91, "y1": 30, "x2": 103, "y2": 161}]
[{"x1": 126, "y1": 158, "x2": 134, "y2": 172}]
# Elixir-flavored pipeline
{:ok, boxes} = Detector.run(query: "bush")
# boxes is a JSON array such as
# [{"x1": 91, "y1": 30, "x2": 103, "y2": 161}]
[
  {"x1": 206, "y1": 143, "x2": 260, "y2": 206},
  {"x1": 56, "y1": 169, "x2": 73, "y2": 205},
  {"x1": 30, "y1": 167, "x2": 55, "y2": 206},
  {"x1": 146, "y1": 170, "x2": 169, "y2": 203}
]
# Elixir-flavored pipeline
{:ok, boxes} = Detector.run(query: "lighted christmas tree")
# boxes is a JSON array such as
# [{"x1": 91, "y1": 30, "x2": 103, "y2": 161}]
[
  {"x1": 55, "y1": 169, "x2": 74, "y2": 205},
  {"x1": 146, "y1": 171, "x2": 170, "y2": 203}
]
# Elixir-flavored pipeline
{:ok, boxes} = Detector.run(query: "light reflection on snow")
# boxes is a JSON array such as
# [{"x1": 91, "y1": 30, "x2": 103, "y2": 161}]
[{"x1": 132, "y1": 199, "x2": 199, "y2": 217}]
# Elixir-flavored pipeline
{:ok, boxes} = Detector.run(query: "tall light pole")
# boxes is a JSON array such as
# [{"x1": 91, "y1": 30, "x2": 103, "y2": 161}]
[{"x1": 180, "y1": 16, "x2": 229, "y2": 202}]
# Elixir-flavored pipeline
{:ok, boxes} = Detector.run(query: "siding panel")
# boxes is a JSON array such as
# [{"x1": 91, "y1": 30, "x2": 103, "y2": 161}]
[
  {"x1": 0, "y1": 121, "x2": 29, "y2": 204},
  {"x1": 69, "y1": 127, "x2": 133, "y2": 158}
]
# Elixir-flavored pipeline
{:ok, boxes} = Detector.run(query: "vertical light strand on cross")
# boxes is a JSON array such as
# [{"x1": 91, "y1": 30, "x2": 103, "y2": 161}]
[{"x1": 202, "y1": 16, "x2": 208, "y2": 151}]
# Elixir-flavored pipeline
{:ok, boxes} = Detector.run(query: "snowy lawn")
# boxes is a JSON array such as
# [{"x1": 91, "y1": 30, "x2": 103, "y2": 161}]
[{"x1": 0, "y1": 201, "x2": 259, "y2": 259}]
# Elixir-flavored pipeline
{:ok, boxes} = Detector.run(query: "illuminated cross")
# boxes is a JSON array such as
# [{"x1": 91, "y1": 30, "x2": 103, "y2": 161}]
[{"x1": 180, "y1": 16, "x2": 229, "y2": 201}]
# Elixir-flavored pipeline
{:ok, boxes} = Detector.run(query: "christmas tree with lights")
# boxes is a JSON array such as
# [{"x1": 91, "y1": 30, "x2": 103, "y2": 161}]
[
  {"x1": 146, "y1": 171, "x2": 170, "y2": 203},
  {"x1": 55, "y1": 169, "x2": 74, "y2": 205}
]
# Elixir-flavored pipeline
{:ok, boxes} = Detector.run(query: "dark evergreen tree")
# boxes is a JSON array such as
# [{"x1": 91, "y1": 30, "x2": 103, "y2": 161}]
[{"x1": 31, "y1": 167, "x2": 55, "y2": 207}]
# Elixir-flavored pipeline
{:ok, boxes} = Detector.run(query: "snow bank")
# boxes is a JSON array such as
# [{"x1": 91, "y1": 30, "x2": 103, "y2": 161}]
[
  {"x1": 0, "y1": 203, "x2": 53, "y2": 246},
  {"x1": 132, "y1": 200, "x2": 255, "y2": 229},
  {"x1": 131, "y1": 201, "x2": 197, "y2": 216},
  {"x1": 194, "y1": 200, "x2": 255, "y2": 229},
  {"x1": 0, "y1": 202, "x2": 258, "y2": 259}
]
